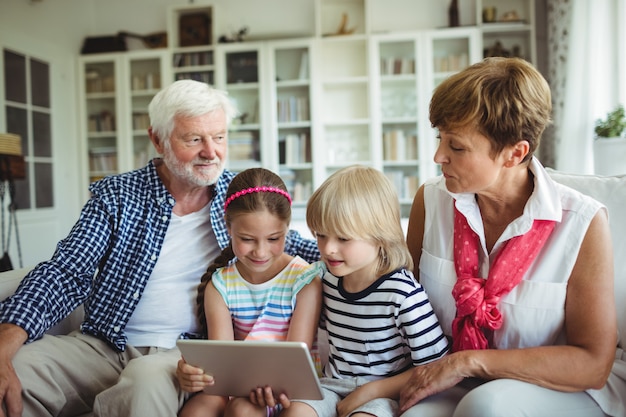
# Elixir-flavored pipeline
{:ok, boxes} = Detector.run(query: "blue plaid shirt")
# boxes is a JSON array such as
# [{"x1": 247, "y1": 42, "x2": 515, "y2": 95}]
[{"x1": 0, "y1": 161, "x2": 319, "y2": 351}]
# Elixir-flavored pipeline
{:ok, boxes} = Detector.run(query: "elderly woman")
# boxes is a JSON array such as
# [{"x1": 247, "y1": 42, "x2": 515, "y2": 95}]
[{"x1": 401, "y1": 57, "x2": 622, "y2": 417}]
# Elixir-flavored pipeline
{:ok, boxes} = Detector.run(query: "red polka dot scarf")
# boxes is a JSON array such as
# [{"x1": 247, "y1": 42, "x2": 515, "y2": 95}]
[{"x1": 451, "y1": 206, "x2": 556, "y2": 352}]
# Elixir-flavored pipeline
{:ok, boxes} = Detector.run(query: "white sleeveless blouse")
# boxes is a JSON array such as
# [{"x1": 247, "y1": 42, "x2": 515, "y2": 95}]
[{"x1": 419, "y1": 159, "x2": 623, "y2": 416}]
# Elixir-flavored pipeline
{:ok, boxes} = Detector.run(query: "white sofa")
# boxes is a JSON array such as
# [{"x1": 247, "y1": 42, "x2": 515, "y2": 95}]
[{"x1": 0, "y1": 169, "x2": 624, "y2": 414}]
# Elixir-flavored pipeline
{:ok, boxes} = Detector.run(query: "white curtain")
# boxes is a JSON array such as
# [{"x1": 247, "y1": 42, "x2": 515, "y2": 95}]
[{"x1": 549, "y1": 0, "x2": 625, "y2": 174}]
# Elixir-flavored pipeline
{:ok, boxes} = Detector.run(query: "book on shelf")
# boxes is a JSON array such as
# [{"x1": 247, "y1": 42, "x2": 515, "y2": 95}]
[
  {"x1": 281, "y1": 133, "x2": 310, "y2": 165},
  {"x1": 85, "y1": 72, "x2": 115, "y2": 93},
  {"x1": 89, "y1": 146, "x2": 117, "y2": 172},
  {"x1": 298, "y1": 50, "x2": 309, "y2": 80},
  {"x1": 380, "y1": 57, "x2": 416, "y2": 75},
  {"x1": 88, "y1": 110, "x2": 116, "y2": 132},
  {"x1": 385, "y1": 171, "x2": 420, "y2": 200},
  {"x1": 132, "y1": 112, "x2": 150, "y2": 130},
  {"x1": 383, "y1": 130, "x2": 418, "y2": 161},
  {"x1": 279, "y1": 169, "x2": 312, "y2": 202},
  {"x1": 134, "y1": 141, "x2": 158, "y2": 169},
  {"x1": 228, "y1": 131, "x2": 257, "y2": 162},
  {"x1": 277, "y1": 96, "x2": 309, "y2": 123},
  {"x1": 173, "y1": 51, "x2": 213, "y2": 68},
  {"x1": 131, "y1": 72, "x2": 160, "y2": 91}
]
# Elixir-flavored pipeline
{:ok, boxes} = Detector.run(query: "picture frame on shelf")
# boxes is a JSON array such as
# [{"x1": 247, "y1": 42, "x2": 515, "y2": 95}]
[{"x1": 179, "y1": 12, "x2": 211, "y2": 47}]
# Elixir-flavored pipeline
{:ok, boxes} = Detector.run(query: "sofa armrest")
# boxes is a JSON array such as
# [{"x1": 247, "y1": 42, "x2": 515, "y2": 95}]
[{"x1": 0, "y1": 267, "x2": 83, "y2": 336}]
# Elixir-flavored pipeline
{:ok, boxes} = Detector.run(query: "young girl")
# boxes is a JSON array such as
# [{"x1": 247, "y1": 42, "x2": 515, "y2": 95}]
[
  {"x1": 177, "y1": 167, "x2": 322, "y2": 417},
  {"x1": 281, "y1": 165, "x2": 449, "y2": 417}
]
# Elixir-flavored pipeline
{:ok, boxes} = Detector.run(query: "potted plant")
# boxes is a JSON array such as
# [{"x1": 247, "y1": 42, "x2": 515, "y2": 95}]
[{"x1": 593, "y1": 105, "x2": 626, "y2": 176}]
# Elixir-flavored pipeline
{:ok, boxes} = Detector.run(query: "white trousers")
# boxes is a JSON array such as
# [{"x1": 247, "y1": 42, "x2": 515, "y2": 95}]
[{"x1": 399, "y1": 378, "x2": 610, "y2": 417}]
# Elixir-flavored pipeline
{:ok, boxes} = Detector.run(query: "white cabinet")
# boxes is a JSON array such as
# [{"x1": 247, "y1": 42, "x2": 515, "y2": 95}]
[
  {"x1": 312, "y1": 35, "x2": 372, "y2": 186},
  {"x1": 78, "y1": 50, "x2": 169, "y2": 199},
  {"x1": 369, "y1": 28, "x2": 481, "y2": 217},
  {"x1": 76, "y1": 0, "x2": 537, "y2": 217},
  {"x1": 476, "y1": 0, "x2": 536, "y2": 62},
  {"x1": 267, "y1": 39, "x2": 315, "y2": 208},
  {"x1": 168, "y1": 4, "x2": 216, "y2": 85},
  {"x1": 215, "y1": 42, "x2": 267, "y2": 172}
]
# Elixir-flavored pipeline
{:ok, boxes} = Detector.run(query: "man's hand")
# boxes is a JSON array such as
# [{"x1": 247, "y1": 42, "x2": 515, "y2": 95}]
[
  {"x1": 0, "y1": 361, "x2": 23, "y2": 417},
  {"x1": 176, "y1": 358, "x2": 214, "y2": 393},
  {"x1": 0, "y1": 323, "x2": 29, "y2": 417}
]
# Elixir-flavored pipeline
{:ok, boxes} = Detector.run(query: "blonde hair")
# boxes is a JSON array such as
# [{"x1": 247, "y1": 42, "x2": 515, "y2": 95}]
[
  {"x1": 430, "y1": 57, "x2": 552, "y2": 160},
  {"x1": 306, "y1": 165, "x2": 413, "y2": 275}
]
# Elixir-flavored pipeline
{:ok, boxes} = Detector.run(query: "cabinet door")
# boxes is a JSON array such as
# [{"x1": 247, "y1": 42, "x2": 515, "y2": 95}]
[
  {"x1": 216, "y1": 42, "x2": 266, "y2": 172},
  {"x1": 79, "y1": 51, "x2": 168, "y2": 196},
  {"x1": 371, "y1": 35, "x2": 421, "y2": 217},
  {"x1": 80, "y1": 54, "x2": 121, "y2": 185},
  {"x1": 267, "y1": 40, "x2": 314, "y2": 209},
  {"x1": 420, "y1": 27, "x2": 482, "y2": 179},
  {"x1": 169, "y1": 4, "x2": 215, "y2": 85},
  {"x1": 312, "y1": 36, "x2": 372, "y2": 184},
  {"x1": 125, "y1": 51, "x2": 168, "y2": 170}
]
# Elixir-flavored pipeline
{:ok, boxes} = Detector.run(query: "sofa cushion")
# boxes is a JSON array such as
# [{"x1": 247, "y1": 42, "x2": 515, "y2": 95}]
[{"x1": 547, "y1": 169, "x2": 626, "y2": 349}]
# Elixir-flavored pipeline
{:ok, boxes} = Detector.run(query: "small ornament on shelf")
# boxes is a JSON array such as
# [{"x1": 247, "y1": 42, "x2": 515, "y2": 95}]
[{"x1": 448, "y1": 0, "x2": 459, "y2": 27}]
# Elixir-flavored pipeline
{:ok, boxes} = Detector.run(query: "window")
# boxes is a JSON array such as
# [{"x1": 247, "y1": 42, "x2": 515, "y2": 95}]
[{"x1": 3, "y1": 48, "x2": 53, "y2": 209}]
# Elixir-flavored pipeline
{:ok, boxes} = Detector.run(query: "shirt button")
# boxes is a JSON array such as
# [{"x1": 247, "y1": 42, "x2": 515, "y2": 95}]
[
  {"x1": 133, "y1": 292, "x2": 140, "y2": 299},
  {"x1": 113, "y1": 326, "x2": 121, "y2": 332},
  {"x1": 168, "y1": 198, "x2": 175, "y2": 205},
  {"x1": 161, "y1": 215, "x2": 168, "y2": 221},
  {"x1": 151, "y1": 254, "x2": 157, "y2": 261}
]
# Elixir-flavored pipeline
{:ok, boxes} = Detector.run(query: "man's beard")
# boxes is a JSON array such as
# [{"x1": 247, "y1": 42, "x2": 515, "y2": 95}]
[{"x1": 162, "y1": 149, "x2": 224, "y2": 187}]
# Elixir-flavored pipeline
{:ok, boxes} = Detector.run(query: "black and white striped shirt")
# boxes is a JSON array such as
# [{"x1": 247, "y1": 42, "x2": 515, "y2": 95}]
[{"x1": 320, "y1": 266, "x2": 449, "y2": 381}]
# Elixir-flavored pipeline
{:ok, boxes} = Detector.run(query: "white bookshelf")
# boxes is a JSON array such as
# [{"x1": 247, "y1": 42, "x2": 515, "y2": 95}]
[
  {"x1": 78, "y1": 50, "x2": 169, "y2": 198},
  {"x1": 76, "y1": 0, "x2": 537, "y2": 217}
]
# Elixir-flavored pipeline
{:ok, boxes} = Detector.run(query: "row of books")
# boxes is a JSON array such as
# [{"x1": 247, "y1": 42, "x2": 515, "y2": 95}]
[
  {"x1": 279, "y1": 133, "x2": 310, "y2": 165},
  {"x1": 277, "y1": 96, "x2": 309, "y2": 123},
  {"x1": 380, "y1": 57, "x2": 416, "y2": 76},
  {"x1": 383, "y1": 129, "x2": 418, "y2": 161},
  {"x1": 134, "y1": 142, "x2": 158, "y2": 168},
  {"x1": 132, "y1": 112, "x2": 150, "y2": 130},
  {"x1": 131, "y1": 73, "x2": 161, "y2": 91},
  {"x1": 229, "y1": 131, "x2": 258, "y2": 162},
  {"x1": 173, "y1": 51, "x2": 213, "y2": 68},
  {"x1": 88, "y1": 111, "x2": 116, "y2": 132},
  {"x1": 175, "y1": 71, "x2": 214, "y2": 85},
  {"x1": 85, "y1": 71, "x2": 115, "y2": 93},
  {"x1": 385, "y1": 170, "x2": 420, "y2": 200},
  {"x1": 433, "y1": 53, "x2": 469, "y2": 73},
  {"x1": 89, "y1": 147, "x2": 117, "y2": 173},
  {"x1": 89, "y1": 143, "x2": 157, "y2": 175},
  {"x1": 280, "y1": 169, "x2": 312, "y2": 202}
]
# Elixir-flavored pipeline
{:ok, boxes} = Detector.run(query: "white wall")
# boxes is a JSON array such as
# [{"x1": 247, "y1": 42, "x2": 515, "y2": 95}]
[{"x1": 0, "y1": 0, "x2": 97, "y2": 266}]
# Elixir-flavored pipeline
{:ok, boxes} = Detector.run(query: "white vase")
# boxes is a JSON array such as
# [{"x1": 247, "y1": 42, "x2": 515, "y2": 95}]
[{"x1": 593, "y1": 137, "x2": 626, "y2": 176}]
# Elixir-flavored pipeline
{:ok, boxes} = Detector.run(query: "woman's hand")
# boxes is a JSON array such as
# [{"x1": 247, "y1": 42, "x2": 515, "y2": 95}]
[
  {"x1": 398, "y1": 354, "x2": 465, "y2": 414},
  {"x1": 176, "y1": 357, "x2": 214, "y2": 393}
]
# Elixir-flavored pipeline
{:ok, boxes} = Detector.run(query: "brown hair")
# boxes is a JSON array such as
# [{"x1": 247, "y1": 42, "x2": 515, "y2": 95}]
[
  {"x1": 195, "y1": 168, "x2": 291, "y2": 335},
  {"x1": 429, "y1": 57, "x2": 552, "y2": 161}
]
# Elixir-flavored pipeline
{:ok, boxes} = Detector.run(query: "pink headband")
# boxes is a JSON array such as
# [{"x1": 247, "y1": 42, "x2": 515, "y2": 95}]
[{"x1": 224, "y1": 186, "x2": 292, "y2": 211}]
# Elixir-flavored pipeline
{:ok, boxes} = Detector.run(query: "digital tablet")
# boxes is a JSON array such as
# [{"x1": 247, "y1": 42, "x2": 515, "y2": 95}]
[{"x1": 177, "y1": 339, "x2": 323, "y2": 400}]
